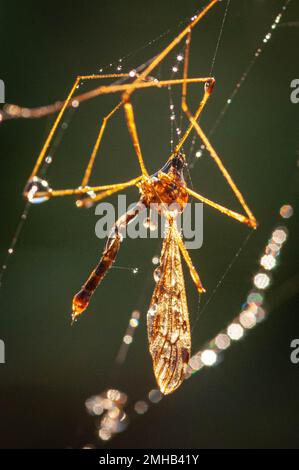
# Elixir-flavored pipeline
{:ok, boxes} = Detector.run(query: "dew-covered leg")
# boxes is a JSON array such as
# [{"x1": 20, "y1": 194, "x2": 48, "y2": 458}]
[
  {"x1": 172, "y1": 223, "x2": 205, "y2": 293},
  {"x1": 80, "y1": 101, "x2": 124, "y2": 188},
  {"x1": 182, "y1": 103, "x2": 257, "y2": 229},
  {"x1": 186, "y1": 187, "x2": 256, "y2": 228},
  {"x1": 26, "y1": 74, "x2": 129, "y2": 184},
  {"x1": 24, "y1": 176, "x2": 142, "y2": 207},
  {"x1": 124, "y1": 101, "x2": 149, "y2": 177}
]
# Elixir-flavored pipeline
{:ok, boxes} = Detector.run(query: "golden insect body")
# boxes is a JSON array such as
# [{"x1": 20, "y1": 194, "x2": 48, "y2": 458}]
[
  {"x1": 148, "y1": 221, "x2": 191, "y2": 395},
  {"x1": 71, "y1": 153, "x2": 203, "y2": 322},
  {"x1": 70, "y1": 152, "x2": 205, "y2": 394}
]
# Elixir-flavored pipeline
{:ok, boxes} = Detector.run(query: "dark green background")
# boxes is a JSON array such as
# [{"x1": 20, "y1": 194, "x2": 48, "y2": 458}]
[{"x1": 1, "y1": 0, "x2": 299, "y2": 449}]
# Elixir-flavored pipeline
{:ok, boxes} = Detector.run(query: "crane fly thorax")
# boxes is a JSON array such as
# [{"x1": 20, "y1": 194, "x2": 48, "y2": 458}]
[{"x1": 138, "y1": 153, "x2": 189, "y2": 213}]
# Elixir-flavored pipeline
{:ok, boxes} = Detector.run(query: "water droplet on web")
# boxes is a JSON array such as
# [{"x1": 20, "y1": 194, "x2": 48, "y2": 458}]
[
  {"x1": 76, "y1": 189, "x2": 97, "y2": 208},
  {"x1": 72, "y1": 100, "x2": 79, "y2": 108},
  {"x1": 24, "y1": 177, "x2": 52, "y2": 204},
  {"x1": 152, "y1": 256, "x2": 159, "y2": 266}
]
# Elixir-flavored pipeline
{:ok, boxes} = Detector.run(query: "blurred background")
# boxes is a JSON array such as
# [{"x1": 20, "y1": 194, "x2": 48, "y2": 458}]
[{"x1": 0, "y1": 0, "x2": 298, "y2": 449}]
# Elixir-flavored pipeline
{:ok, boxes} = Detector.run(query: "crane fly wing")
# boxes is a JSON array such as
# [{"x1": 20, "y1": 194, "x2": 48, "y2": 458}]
[{"x1": 147, "y1": 223, "x2": 191, "y2": 395}]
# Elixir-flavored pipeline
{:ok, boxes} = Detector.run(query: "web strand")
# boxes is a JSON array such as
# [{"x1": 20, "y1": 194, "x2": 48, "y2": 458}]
[{"x1": 209, "y1": 0, "x2": 231, "y2": 76}]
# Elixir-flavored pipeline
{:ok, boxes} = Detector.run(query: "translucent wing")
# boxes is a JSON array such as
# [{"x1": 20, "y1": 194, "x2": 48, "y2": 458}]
[{"x1": 147, "y1": 223, "x2": 191, "y2": 395}]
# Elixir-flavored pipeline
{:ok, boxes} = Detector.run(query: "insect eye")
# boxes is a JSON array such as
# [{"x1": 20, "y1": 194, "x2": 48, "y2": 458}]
[{"x1": 172, "y1": 153, "x2": 186, "y2": 170}]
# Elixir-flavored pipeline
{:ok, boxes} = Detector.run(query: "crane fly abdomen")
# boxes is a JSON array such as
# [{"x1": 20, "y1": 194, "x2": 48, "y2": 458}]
[
  {"x1": 71, "y1": 202, "x2": 144, "y2": 321},
  {"x1": 147, "y1": 222, "x2": 191, "y2": 395},
  {"x1": 72, "y1": 233, "x2": 122, "y2": 321}
]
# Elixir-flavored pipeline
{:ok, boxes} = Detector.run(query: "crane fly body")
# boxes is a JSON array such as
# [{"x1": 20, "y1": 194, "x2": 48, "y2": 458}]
[
  {"x1": 22, "y1": 1, "x2": 257, "y2": 395},
  {"x1": 71, "y1": 152, "x2": 203, "y2": 394}
]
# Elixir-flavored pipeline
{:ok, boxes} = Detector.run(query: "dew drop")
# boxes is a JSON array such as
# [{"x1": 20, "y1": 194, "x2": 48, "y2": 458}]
[
  {"x1": 153, "y1": 267, "x2": 161, "y2": 283},
  {"x1": 170, "y1": 274, "x2": 177, "y2": 287},
  {"x1": 24, "y1": 177, "x2": 52, "y2": 204},
  {"x1": 148, "y1": 304, "x2": 158, "y2": 317},
  {"x1": 76, "y1": 188, "x2": 97, "y2": 208},
  {"x1": 152, "y1": 256, "x2": 159, "y2": 265}
]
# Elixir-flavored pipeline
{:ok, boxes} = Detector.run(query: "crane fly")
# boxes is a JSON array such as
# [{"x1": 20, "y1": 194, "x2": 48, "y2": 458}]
[
  {"x1": 71, "y1": 153, "x2": 205, "y2": 395},
  {"x1": 22, "y1": 1, "x2": 257, "y2": 394}
]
